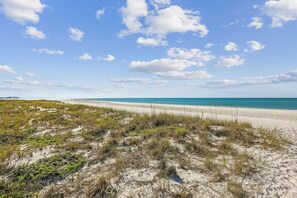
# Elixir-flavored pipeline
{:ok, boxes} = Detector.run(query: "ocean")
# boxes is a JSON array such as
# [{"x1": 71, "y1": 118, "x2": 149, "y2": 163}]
[{"x1": 88, "y1": 98, "x2": 297, "y2": 110}]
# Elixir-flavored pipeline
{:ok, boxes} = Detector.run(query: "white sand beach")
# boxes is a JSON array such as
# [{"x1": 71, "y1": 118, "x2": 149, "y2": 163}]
[{"x1": 63, "y1": 100, "x2": 297, "y2": 130}]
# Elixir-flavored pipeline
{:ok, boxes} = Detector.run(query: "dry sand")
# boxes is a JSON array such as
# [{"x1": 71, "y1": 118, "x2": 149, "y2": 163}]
[{"x1": 63, "y1": 100, "x2": 297, "y2": 130}]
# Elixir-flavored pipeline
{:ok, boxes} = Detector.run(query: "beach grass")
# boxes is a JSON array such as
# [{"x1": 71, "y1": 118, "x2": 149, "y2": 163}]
[{"x1": 0, "y1": 100, "x2": 289, "y2": 197}]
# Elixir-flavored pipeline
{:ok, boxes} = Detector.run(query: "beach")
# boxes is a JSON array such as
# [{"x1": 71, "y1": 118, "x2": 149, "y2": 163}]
[
  {"x1": 1, "y1": 100, "x2": 297, "y2": 197},
  {"x1": 63, "y1": 99, "x2": 297, "y2": 130},
  {"x1": 61, "y1": 99, "x2": 297, "y2": 197}
]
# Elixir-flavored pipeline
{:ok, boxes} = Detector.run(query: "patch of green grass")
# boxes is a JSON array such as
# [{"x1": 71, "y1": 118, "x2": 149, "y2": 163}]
[
  {"x1": 227, "y1": 181, "x2": 245, "y2": 198},
  {"x1": 25, "y1": 132, "x2": 72, "y2": 149},
  {"x1": 131, "y1": 126, "x2": 188, "y2": 140},
  {"x1": 146, "y1": 138, "x2": 179, "y2": 160},
  {"x1": 0, "y1": 153, "x2": 85, "y2": 197},
  {"x1": 61, "y1": 140, "x2": 92, "y2": 151},
  {"x1": 259, "y1": 128, "x2": 288, "y2": 150}
]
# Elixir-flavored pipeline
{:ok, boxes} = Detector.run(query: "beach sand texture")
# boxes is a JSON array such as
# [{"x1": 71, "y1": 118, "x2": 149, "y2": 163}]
[{"x1": 62, "y1": 100, "x2": 297, "y2": 197}]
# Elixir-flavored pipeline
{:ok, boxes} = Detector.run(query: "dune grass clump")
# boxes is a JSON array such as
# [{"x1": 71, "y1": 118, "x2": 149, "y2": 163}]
[
  {"x1": 258, "y1": 128, "x2": 289, "y2": 150},
  {"x1": 227, "y1": 181, "x2": 245, "y2": 198}
]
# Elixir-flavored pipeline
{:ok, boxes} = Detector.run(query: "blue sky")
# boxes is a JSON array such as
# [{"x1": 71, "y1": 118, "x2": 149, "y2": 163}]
[{"x1": 0, "y1": 0, "x2": 297, "y2": 98}]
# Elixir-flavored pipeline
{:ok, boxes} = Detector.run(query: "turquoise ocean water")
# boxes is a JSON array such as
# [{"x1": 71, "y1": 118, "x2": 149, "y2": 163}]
[{"x1": 87, "y1": 98, "x2": 297, "y2": 110}]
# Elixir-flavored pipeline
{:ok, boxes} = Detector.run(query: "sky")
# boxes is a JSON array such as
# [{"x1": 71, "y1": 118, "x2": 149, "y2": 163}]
[{"x1": 0, "y1": 0, "x2": 297, "y2": 98}]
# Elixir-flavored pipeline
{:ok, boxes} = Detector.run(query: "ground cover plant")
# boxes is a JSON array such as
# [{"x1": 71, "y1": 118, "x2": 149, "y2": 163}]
[{"x1": 0, "y1": 100, "x2": 289, "y2": 197}]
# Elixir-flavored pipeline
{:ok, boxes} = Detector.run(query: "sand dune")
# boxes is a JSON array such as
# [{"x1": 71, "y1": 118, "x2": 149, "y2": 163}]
[{"x1": 63, "y1": 100, "x2": 297, "y2": 130}]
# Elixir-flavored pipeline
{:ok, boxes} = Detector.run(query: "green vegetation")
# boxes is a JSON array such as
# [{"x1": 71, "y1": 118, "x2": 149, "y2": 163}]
[
  {"x1": 227, "y1": 181, "x2": 246, "y2": 198},
  {"x1": 0, "y1": 100, "x2": 289, "y2": 197},
  {"x1": 0, "y1": 153, "x2": 85, "y2": 197}
]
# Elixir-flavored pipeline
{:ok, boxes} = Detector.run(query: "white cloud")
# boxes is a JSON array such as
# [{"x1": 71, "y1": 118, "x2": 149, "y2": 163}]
[
  {"x1": 247, "y1": 40, "x2": 265, "y2": 51},
  {"x1": 186, "y1": 69, "x2": 297, "y2": 88},
  {"x1": 130, "y1": 58, "x2": 199, "y2": 73},
  {"x1": 103, "y1": 54, "x2": 115, "y2": 62},
  {"x1": 216, "y1": 55, "x2": 245, "y2": 68},
  {"x1": 79, "y1": 53, "x2": 92, "y2": 61},
  {"x1": 248, "y1": 17, "x2": 264, "y2": 29},
  {"x1": 205, "y1": 43, "x2": 214, "y2": 48},
  {"x1": 167, "y1": 47, "x2": 215, "y2": 66},
  {"x1": 263, "y1": 0, "x2": 297, "y2": 27},
  {"x1": 33, "y1": 48, "x2": 64, "y2": 55},
  {"x1": 146, "y1": 5, "x2": 208, "y2": 37},
  {"x1": 224, "y1": 42, "x2": 238, "y2": 51},
  {"x1": 129, "y1": 58, "x2": 211, "y2": 79},
  {"x1": 96, "y1": 8, "x2": 105, "y2": 19},
  {"x1": 137, "y1": 37, "x2": 167, "y2": 46},
  {"x1": 2, "y1": 77, "x2": 102, "y2": 92},
  {"x1": 119, "y1": 1, "x2": 208, "y2": 40},
  {"x1": 25, "y1": 72, "x2": 35, "y2": 77},
  {"x1": 0, "y1": 65, "x2": 16, "y2": 74},
  {"x1": 14, "y1": 76, "x2": 23, "y2": 82},
  {"x1": 25, "y1": 26, "x2": 45, "y2": 40},
  {"x1": 155, "y1": 70, "x2": 211, "y2": 79},
  {"x1": 150, "y1": 0, "x2": 171, "y2": 9},
  {"x1": 69, "y1": 27, "x2": 84, "y2": 41},
  {"x1": 0, "y1": 0, "x2": 45, "y2": 25},
  {"x1": 111, "y1": 77, "x2": 168, "y2": 85},
  {"x1": 5, "y1": 77, "x2": 41, "y2": 85},
  {"x1": 120, "y1": 0, "x2": 148, "y2": 34}
]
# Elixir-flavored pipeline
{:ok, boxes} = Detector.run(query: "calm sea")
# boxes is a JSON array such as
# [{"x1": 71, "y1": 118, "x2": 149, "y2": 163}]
[{"x1": 88, "y1": 98, "x2": 297, "y2": 110}]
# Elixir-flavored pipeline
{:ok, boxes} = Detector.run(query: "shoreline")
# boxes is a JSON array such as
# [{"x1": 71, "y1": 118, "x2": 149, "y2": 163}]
[{"x1": 62, "y1": 99, "x2": 297, "y2": 130}]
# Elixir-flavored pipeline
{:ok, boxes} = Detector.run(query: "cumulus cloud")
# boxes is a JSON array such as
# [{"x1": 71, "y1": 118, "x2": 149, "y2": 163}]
[
  {"x1": 0, "y1": 65, "x2": 16, "y2": 74},
  {"x1": 137, "y1": 37, "x2": 167, "y2": 46},
  {"x1": 146, "y1": 5, "x2": 208, "y2": 37},
  {"x1": 25, "y1": 72, "x2": 35, "y2": 77},
  {"x1": 130, "y1": 58, "x2": 199, "y2": 73},
  {"x1": 103, "y1": 54, "x2": 115, "y2": 62},
  {"x1": 79, "y1": 53, "x2": 92, "y2": 61},
  {"x1": 0, "y1": 0, "x2": 45, "y2": 25},
  {"x1": 33, "y1": 48, "x2": 64, "y2": 55},
  {"x1": 129, "y1": 58, "x2": 211, "y2": 79},
  {"x1": 111, "y1": 77, "x2": 168, "y2": 85},
  {"x1": 119, "y1": 1, "x2": 208, "y2": 42},
  {"x1": 120, "y1": 0, "x2": 148, "y2": 34},
  {"x1": 248, "y1": 17, "x2": 264, "y2": 29},
  {"x1": 96, "y1": 8, "x2": 105, "y2": 19},
  {"x1": 224, "y1": 42, "x2": 238, "y2": 51},
  {"x1": 167, "y1": 47, "x2": 215, "y2": 66},
  {"x1": 216, "y1": 55, "x2": 245, "y2": 68},
  {"x1": 69, "y1": 27, "x2": 84, "y2": 41},
  {"x1": 247, "y1": 40, "x2": 265, "y2": 51},
  {"x1": 186, "y1": 69, "x2": 297, "y2": 88},
  {"x1": 263, "y1": 0, "x2": 297, "y2": 27},
  {"x1": 25, "y1": 26, "x2": 46, "y2": 40}
]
